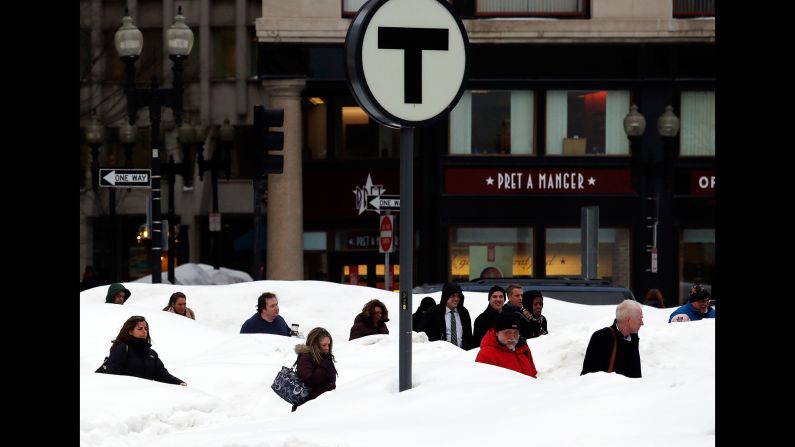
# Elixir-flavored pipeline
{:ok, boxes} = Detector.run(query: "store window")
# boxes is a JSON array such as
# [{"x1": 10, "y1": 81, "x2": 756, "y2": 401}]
[
  {"x1": 545, "y1": 228, "x2": 631, "y2": 287},
  {"x1": 678, "y1": 229, "x2": 714, "y2": 304},
  {"x1": 546, "y1": 90, "x2": 630, "y2": 156},
  {"x1": 680, "y1": 91, "x2": 715, "y2": 156},
  {"x1": 304, "y1": 99, "x2": 400, "y2": 160},
  {"x1": 304, "y1": 231, "x2": 328, "y2": 281},
  {"x1": 450, "y1": 90, "x2": 534, "y2": 155},
  {"x1": 211, "y1": 27, "x2": 236, "y2": 79},
  {"x1": 449, "y1": 227, "x2": 534, "y2": 282}
]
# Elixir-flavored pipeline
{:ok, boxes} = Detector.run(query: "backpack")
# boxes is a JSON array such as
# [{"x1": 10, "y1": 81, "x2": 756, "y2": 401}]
[{"x1": 95, "y1": 343, "x2": 127, "y2": 373}]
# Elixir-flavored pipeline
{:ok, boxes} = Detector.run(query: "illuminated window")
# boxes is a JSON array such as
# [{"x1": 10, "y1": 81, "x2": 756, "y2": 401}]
[
  {"x1": 449, "y1": 227, "x2": 533, "y2": 282},
  {"x1": 546, "y1": 90, "x2": 630, "y2": 156}
]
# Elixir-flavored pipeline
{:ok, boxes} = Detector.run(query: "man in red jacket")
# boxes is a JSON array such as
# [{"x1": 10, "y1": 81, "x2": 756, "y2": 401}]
[{"x1": 475, "y1": 312, "x2": 537, "y2": 378}]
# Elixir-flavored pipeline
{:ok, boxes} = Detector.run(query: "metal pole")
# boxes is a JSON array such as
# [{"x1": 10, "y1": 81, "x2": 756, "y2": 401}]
[
  {"x1": 211, "y1": 151, "x2": 220, "y2": 270},
  {"x1": 253, "y1": 176, "x2": 264, "y2": 280},
  {"x1": 384, "y1": 211, "x2": 391, "y2": 291},
  {"x1": 399, "y1": 127, "x2": 413, "y2": 392},
  {"x1": 149, "y1": 77, "x2": 163, "y2": 284},
  {"x1": 167, "y1": 157, "x2": 176, "y2": 284}
]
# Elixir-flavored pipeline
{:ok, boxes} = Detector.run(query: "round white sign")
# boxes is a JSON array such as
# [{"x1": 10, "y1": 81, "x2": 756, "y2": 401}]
[{"x1": 346, "y1": 0, "x2": 468, "y2": 128}]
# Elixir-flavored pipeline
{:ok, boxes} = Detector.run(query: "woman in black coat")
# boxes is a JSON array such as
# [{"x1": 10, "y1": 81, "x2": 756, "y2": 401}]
[
  {"x1": 102, "y1": 315, "x2": 186, "y2": 386},
  {"x1": 293, "y1": 327, "x2": 338, "y2": 411},
  {"x1": 349, "y1": 299, "x2": 389, "y2": 340},
  {"x1": 412, "y1": 296, "x2": 436, "y2": 332}
]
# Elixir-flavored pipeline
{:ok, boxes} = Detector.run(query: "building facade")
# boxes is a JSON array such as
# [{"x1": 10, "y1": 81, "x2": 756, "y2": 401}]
[{"x1": 79, "y1": 0, "x2": 715, "y2": 306}]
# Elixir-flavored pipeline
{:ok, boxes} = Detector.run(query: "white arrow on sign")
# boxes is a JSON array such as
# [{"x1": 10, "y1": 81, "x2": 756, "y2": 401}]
[{"x1": 103, "y1": 170, "x2": 118, "y2": 185}]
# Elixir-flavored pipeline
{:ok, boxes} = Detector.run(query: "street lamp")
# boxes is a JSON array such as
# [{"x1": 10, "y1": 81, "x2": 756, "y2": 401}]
[
  {"x1": 85, "y1": 111, "x2": 104, "y2": 192},
  {"x1": 119, "y1": 119, "x2": 137, "y2": 169},
  {"x1": 198, "y1": 116, "x2": 234, "y2": 270},
  {"x1": 115, "y1": 6, "x2": 193, "y2": 284}
]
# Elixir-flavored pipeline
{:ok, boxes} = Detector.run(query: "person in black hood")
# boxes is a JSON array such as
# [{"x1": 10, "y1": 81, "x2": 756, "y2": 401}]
[
  {"x1": 412, "y1": 296, "x2": 436, "y2": 332},
  {"x1": 421, "y1": 282, "x2": 474, "y2": 350},
  {"x1": 101, "y1": 316, "x2": 186, "y2": 385},
  {"x1": 105, "y1": 283, "x2": 131, "y2": 304},
  {"x1": 473, "y1": 285, "x2": 506, "y2": 346},
  {"x1": 517, "y1": 290, "x2": 548, "y2": 339}
]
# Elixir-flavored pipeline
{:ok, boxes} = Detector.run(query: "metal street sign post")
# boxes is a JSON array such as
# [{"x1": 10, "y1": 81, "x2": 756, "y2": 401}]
[
  {"x1": 99, "y1": 169, "x2": 152, "y2": 188},
  {"x1": 379, "y1": 213, "x2": 395, "y2": 291},
  {"x1": 346, "y1": 0, "x2": 468, "y2": 392}
]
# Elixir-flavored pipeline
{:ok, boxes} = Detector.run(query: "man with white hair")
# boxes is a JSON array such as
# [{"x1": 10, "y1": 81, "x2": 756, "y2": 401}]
[{"x1": 581, "y1": 299, "x2": 643, "y2": 378}]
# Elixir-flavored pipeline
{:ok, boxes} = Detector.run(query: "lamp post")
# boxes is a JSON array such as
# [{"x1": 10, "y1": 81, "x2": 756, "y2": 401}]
[
  {"x1": 85, "y1": 111, "x2": 104, "y2": 192},
  {"x1": 198, "y1": 116, "x2": 234, "y2": 270},
  {"x1": 115, "y1": 7, "x2": 193, "y2": 284},
  {"x1": 85, "y1": 113, "x2": 123, "y2": 282}
]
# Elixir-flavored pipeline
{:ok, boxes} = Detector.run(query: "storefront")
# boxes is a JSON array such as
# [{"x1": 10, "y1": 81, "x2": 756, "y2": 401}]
[{"x1": 261, "y1": 40, "x2": 715, "y2": 306}]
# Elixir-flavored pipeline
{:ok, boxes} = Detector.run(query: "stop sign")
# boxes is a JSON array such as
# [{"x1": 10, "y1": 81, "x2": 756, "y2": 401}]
[{"x1": 379, "y1": 215, "x2": 395, "y2": 253}]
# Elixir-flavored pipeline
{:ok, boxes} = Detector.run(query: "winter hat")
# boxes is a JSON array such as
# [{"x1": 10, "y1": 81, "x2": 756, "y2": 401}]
[
  {"x1": 441, "y1": 282, "x2": 464, "y2": 304},
  {"x1": 689, "y1": 284, "x2": 710, "y2": 302},
  {"x1": 487, "y1": 285, "x2": 506, "y2": 301},
  {"x1": 494, "y1": 312, "x2": 523, "y2": 333}
]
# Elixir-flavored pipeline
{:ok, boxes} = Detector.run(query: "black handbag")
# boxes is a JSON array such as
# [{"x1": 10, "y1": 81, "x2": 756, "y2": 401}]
[
  {"x1": 95, "y1": 356, "x2": 109, "y2": 373},
  {"x1": 271, "y1": 362, "x2": 311, "y2": 405}
]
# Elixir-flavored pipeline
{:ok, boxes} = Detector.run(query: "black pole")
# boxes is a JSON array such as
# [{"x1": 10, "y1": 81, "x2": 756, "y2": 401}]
[
  {"x1": 211, "y1": 150, "x2": 220, "y2": 270},
  {"x1": 399, "y1": 127, "x2": 413, "y2": 392},
  {"x1": 109, "y1": 188, "x2": 119, "y2": 282},
  {"x1": 149, "y1": 77, "x2": 163, "y2": 284},
  {"x1": 253, "y1": 176, "x2": 264, "y2": 280},
  {"x1": 167, "y1": 155, "x2": 177, "y2": 284}
]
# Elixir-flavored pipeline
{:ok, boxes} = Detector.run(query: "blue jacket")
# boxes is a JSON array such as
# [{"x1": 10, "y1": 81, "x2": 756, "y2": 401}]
[
  {"x1": 240, "y1": 313, "x2": 291, "y2": 335},
  {"x1": 668, "y1": 303, "x2": 716, "y2": 322}
]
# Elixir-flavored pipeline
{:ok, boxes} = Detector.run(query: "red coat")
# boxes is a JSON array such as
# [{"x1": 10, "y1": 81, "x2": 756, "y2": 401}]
[{"x1": 475, "y1": 328, "x2": 537, "y2": 378}]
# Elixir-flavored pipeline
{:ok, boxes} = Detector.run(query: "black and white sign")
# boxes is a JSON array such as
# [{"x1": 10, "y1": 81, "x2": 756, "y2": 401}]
[
  {"x1": 99, "y1": 169, "x2": 152, "y2": 188},
  {"x1": 345, "y1": 0, "x2": 468, "y2": 128},
  {"x1": 368, "y1": 195, "x2": 401, "y2": 212}
]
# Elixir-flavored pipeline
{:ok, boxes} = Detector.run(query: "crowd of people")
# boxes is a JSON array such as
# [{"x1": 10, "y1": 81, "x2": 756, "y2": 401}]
[{"x1": 94, "y1": 279, "x2": 715, "y2": 407}]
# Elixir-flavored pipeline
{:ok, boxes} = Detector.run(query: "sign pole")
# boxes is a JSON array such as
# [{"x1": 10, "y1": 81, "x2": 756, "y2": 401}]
[
  {"x1": 384, "y1": 211, "x2": 391, "y2": 291},
  {"x1": 399, "y1": 127, "x2": 413, "y2": 392}
]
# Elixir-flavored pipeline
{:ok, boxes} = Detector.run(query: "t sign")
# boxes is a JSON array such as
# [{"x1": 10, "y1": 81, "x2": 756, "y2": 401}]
[{"x1": 345, "y1": 0, "x2": 468, "y2": 128}]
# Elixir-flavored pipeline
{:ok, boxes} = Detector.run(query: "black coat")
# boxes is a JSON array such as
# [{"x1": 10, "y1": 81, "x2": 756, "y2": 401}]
[
  {"x1": 349, "y1": 313, "x2": 389, "y2": 340},
  {"x1": 295, "y1": 348, "x2": 337, "y2": 404},
  {"x1": 105, "y1": 338, "x2": 183, "y2": 385},
  {"x1": 581, "y1": 320, "x2": 641, "y2": 378},
  {"x1": 472, "y1": 305, "x2": 501, "y2": 347},
  {"x1": 422, "y1": 303, "x2": 474, "y2": 350}
]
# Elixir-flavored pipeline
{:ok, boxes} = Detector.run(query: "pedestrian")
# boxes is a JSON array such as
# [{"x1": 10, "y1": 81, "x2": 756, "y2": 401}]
[
  {"x1": 421, "y1": 282, "x2": 474, "y2": 350},
  {"x1": 643, "y1": 288, "x2": 664, "y2": 308},
  {"x1": 412, "y1": 296, "x2": 436, "y2": 332},
  {"x1": 669, "y1": 284, "x2": 715, "y2": 322},
  {"x1": 581, "y1": 300, "x2": 644, "y2": 378},
  {"x1": 105, "y1": 283, "x2": 131, "y2": 305},
  {"x1": 518, "y1": 290, "x2": 548, "y2": 339},
  {"x1": 162, "y1": 291, "x2": 196, "y2": 320},
  {"x1": 475, "y1": 312, "x2": 538, "y2": 378},
  {"x1": 99, "y1": 315, "x2": 186, "y2": 386},
  {"x1": 349, "y1": 299, "x2": 389, "y2": 340},
  {"x1": 293, "y1": 327, "x2": 337, "y2": 411},
  {"x1": 472, "y1": 285, "x2": 506, "y2": 346},
  {"x1": 240, "y1": 292, "x2": 292, "y2": 335}
]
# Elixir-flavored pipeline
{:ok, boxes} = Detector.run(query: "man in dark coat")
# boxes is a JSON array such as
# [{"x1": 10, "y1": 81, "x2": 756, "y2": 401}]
[
  {"x1": 473, "y1": 285, "x2": 506, "y2": 346},
  {"x1": 581, "y1": 299, "x2": 644, "y2": 378},
  {"x1": 412, "y1": 296, "x2": 436, "y2": 332},
  {"x1": 422, "y1": 282, "x2": 474, "y2": 350}
]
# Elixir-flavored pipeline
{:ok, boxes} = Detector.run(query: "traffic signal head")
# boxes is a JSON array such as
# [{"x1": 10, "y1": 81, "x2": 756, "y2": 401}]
[{"x1": 253, "y1": 105, "x2": 284, "y2": 175}]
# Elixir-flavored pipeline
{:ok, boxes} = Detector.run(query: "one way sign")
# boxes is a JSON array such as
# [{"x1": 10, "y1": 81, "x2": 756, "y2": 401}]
[{"x1": 100, "y1": 169, "x2": 151, "y2": 188}]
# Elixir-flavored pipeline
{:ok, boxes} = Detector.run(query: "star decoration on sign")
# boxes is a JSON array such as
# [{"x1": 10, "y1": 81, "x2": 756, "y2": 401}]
[
  {"x1": 588, "y1": 176, "x2": 596, "y2": 186},
  {"x1": 486, "y1": 176, "x2": 494, "y2": 186}
]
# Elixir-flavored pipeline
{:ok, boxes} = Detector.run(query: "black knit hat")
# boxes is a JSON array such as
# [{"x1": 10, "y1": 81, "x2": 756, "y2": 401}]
[
  {"x1": 689, "y1": 284, "x2": 710, "y2": 302},
  {"x1": 494, "y1": 312, "x2": 522, "y2": 332},
  {"x1": 487, "y1": 285, "x2": 506, "y2": 300}
]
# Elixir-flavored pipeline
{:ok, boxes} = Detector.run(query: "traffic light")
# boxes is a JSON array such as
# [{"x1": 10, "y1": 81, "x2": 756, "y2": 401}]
[{"x1": 253, "y1": 105, "x2": 284, "y2": 176}]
